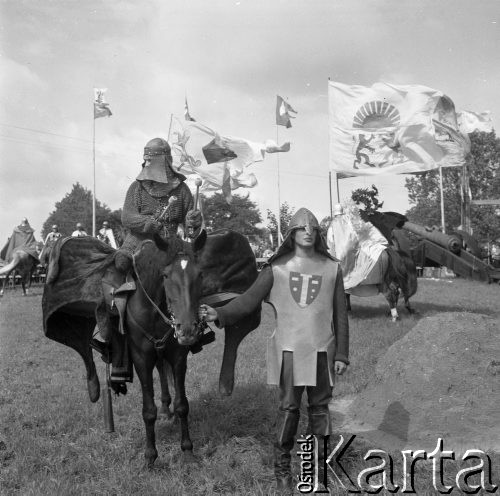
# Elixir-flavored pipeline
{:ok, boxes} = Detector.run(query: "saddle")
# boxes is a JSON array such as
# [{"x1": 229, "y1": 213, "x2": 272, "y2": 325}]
[{"x1": 100, "y1": 266, "x2": 136, "y2": 337}]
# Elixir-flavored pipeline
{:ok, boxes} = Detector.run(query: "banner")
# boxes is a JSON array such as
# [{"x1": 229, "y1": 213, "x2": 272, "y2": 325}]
[
  {"x1": 94, "y1": 88, "x2": 112, "y2": 119},
  {"x1": 184, "y1": 97, "x2": 196, "y2": 122},
  {"x1": 170, "y1": 118, "x2": 290, "y2": 200},
  {"x1": 329, "y1": 81, "x2": 468, "y2": 176},
  {"x1": 458, "y1": 110, "x2": 493, "y2": 134},
  {"x1": 276, "y1": 95, "x2": 297, "y2": 128}
]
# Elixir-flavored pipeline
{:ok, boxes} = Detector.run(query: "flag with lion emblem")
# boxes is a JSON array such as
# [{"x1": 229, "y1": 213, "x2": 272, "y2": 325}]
[{"x1": 328, "y1": 81, "x2": 468, "y2": 177}]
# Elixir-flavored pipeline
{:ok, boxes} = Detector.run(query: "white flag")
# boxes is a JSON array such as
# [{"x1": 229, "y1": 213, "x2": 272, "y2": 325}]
[
  {"x1": 170, "y1": 118, "x2": 290, "y2": 200},
  {"x1": 328, "y1": 81, "x2": 466, "y2": 176},
  {"x1": 457, "y1": 110, "x2": 493, "y2": 134},
  {"x1": 93, "y1": 88, "x2": 112, "y2": 119}
]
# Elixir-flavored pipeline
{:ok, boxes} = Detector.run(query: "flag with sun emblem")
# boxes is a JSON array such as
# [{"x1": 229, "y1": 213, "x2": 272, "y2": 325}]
[{"x1": 328, "y1": 81, "x2": 467, "y2": 177}]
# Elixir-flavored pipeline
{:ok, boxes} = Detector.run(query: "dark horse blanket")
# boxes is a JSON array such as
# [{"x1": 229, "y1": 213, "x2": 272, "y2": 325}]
[{"x1": 43, "y1": 236, "x2": 115, "y2": 349}]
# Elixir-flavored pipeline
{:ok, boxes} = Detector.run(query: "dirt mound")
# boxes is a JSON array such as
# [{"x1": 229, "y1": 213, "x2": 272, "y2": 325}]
[{"x1": 332, "y1": 312, "x2": 500, "y2": 454}]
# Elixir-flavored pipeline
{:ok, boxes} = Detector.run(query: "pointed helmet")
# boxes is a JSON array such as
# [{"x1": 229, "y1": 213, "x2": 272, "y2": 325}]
[{"x1": 268, "y1": 207, "x2": 336, "y2": 263}]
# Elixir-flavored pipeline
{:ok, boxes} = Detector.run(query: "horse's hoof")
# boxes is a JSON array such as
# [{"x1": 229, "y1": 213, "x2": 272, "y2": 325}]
[
  {"x1": 391, "y1": 316, "x2": 399, "y2": 323},
  {"x1": 218, "y1": 379, "x2": 233, "y2": 397},
  {"x1": 144, "y1": 449, "x2": 158, "y2": 470},
  {"x1": 143, "y1": 460, "x2": 156, "y2": 471},
  {"x1": 181, "y1": 450, "x2": 197, "y2": 465}
]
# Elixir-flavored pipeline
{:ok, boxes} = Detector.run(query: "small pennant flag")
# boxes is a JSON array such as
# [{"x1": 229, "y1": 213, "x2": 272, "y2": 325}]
[
  {"x1": 94, "y1": 88, "x2": 112, "y2": 119},
  {"x1": 184, "y1": 97, "x2": 196, "y2": 122},
  {"x1": 276, "y1": 95, "x2": 297, "y2": 128}
]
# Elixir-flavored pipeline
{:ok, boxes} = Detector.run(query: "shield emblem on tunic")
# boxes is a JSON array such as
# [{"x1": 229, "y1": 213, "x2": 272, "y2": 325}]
[{"x1": 289, "y1": 271, "x2": 322, "y2": 308}]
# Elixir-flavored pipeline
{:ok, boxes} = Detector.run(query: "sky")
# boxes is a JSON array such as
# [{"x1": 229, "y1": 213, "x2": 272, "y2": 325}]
[{"x1": 1, "y1": 0, "x2": 499, "y2": 242}]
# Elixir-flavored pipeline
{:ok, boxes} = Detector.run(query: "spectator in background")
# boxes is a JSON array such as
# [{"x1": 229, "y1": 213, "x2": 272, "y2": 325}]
[
  {"x1": 44, "y1": 225, "x2": 62, "y2": 245},
  {"x1": 71, "y1": 223, "x2": 87, "y2": 237},
  {"x1": 39, "y1": 225, "x2": 63, "y2": 266},
  {"x1": 97, "y1": 221, "x2": 117, "y2": 249}
]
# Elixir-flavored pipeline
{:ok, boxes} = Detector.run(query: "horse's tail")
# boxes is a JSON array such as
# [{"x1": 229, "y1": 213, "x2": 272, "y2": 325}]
[
  {"x1": 0, "y1": 252, "x2": 21, "y2": 275},
  {"x1": 385, "y1": 246, "x2": 418, "y2": 299}
]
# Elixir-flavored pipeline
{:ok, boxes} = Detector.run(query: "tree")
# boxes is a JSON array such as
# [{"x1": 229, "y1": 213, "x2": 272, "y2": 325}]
[
  {"x1": 266, "y1": 202, "x2": 295, "y2": 245},
  {"x1": 41, "y1": 183, "x2": 117, "y2": 238},
  {"x1": 404, "y1": 131, "x2": 500, "y2": 240},
  {"x1": 202, "y1": 193, "x2": 263, "y2": 234}
]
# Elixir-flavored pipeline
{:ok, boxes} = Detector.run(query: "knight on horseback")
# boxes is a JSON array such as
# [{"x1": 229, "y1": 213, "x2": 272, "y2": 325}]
[
  {"x1": 92, "y1": 137, "x2": 203, "y2": 387},
  {"x1": 115, "y1": 137, "x2": 202, "y2": 274}
]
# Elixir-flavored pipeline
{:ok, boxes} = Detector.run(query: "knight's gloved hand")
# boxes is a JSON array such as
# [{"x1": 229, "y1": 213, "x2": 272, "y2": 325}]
[
  {"x1": 145, "y1": 216, "x2": 164, "y2": 234},
  {"x1": 185, "y1": 210, "x2": 203, "y2": 239}
]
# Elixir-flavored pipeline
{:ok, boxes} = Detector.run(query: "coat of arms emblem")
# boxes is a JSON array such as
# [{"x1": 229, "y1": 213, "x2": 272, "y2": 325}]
[{"x1": 289, "y1": 271, "x2": 322, "y2": 308}]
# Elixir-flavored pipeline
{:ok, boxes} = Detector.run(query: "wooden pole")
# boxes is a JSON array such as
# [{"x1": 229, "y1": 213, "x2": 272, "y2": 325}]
[
  {"x1": 276, "y1": 125, "x2": 282, "y2": 246},
  {"x1": 329, "y1": 171, "x2": 333, "y2": 217},
  {"x1": 167, "y1": 113, "x2": 173, "y2": 142},
  {"x1": 439, "y1": 166, "x2": 446, "y2": 233},
  {"x1": 92, "y1": 115, "x2": 96, "y2": 237}
]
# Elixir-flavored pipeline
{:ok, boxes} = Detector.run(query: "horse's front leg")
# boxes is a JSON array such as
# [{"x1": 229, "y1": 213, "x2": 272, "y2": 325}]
[
  {"x1": 404, "y1": 296, "x2": 415, "y2": 314},
  {"x1": 0, "y1": 269, "x2": 12, "y2": 296},
  {"x1": 156, "y1": 357, "x2": 174, "y2": 419},
  {"x1": 171, "y1": 347, "x2": 195, "y2": 462},
  {"x1": 131, "y1": 344, "x2": 158, "y2": 469},
  {"x1": 21, "y1": 276, "x2": 28, "y2": 296},
  {"x1": 383, "y1": 282, "x2": 400, "y2": 322}
]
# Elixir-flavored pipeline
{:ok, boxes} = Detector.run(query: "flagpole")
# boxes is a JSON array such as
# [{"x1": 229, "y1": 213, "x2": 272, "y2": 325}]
[
  {"x1": 438, "y1": 165, "x2": 446, "y2": 233},
  {"x1": 167, "y1": 113, "x2": 173, "y2": 141},
  {"x1": 92, "y1": 114, "x2": 96, "y2": 237},
  {"x1": 328, "y1": 79, "x2": 340, "y2": 208},
  {"x1": 329, "y1": 171, "x2": 333, "y2": 217},
  {"x1": 276, "y1": 125, "x2": 282, "y2": 246}
]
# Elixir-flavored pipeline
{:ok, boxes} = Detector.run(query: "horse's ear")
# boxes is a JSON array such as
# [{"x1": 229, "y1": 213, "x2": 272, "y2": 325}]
[
  {"x1": 193, "y1": 229, "x2": 207, "y2": 252},
  {"x1": 153, "y1": 233, "x2": 169, "y2": 252}
]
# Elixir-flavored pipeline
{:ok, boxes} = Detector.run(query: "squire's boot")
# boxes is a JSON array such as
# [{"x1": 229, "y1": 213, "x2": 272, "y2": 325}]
[
  {"x1": 90, "y1": 338, "x2": 112, "y2": 364},
  {"x1": 274, "y1": 409, "x2": 300, "y2": 494},
  {"x1": 308, "y1": 406, "x2": 331, "y2": 489}
]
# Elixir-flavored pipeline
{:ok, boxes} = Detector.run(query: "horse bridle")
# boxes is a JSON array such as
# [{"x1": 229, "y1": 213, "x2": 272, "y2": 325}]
[{"x1": 131, "y1": 249, "x2": 206, "y2": 347}]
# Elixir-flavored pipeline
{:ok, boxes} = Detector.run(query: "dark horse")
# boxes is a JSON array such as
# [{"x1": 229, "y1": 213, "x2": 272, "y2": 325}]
[
  {"x1": 43, "y1": 229, "x2": 260, "y2": 468},
  {"x1": 345, "y1": 246, "x2": 418, "y2": 321},
  {"x1": 0, "y1": 248, "x2": 38, "y2": 296}
]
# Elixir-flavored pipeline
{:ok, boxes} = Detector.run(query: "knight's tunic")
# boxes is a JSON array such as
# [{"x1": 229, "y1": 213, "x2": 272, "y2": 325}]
[{"x1": 266, "y1": 253, "x2": 338, "y2": 386}]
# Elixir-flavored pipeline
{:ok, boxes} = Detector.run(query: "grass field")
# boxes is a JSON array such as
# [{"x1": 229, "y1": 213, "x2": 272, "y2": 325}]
[{"x1": 0, "y1": 278, "x2": 499, "y2": 495}]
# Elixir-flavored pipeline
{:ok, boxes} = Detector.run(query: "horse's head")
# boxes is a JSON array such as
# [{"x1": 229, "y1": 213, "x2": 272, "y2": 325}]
[{"x1": 154, "y1": 233, "x2": 207, "y2": 346}]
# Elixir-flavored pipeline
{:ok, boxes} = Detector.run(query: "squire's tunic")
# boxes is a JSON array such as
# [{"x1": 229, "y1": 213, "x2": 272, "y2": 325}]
[
  {"x1": 267, "y1": 252, "x2": 338, "y2": 386},
  {"x1": 216, "y1": 252, "x2": 349, "y2": 388}
]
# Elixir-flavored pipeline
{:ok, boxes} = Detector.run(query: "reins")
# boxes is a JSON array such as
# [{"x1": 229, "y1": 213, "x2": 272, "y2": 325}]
[
  {"x1": 131, "y1": 251, "x2": 175, "y2": 350},
  {"x1": 132, "y1": 251, "x2": 175, "y2": 327},
  {"x1": 130, "y1": 248, "x2": 206, "y2": 350}
]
